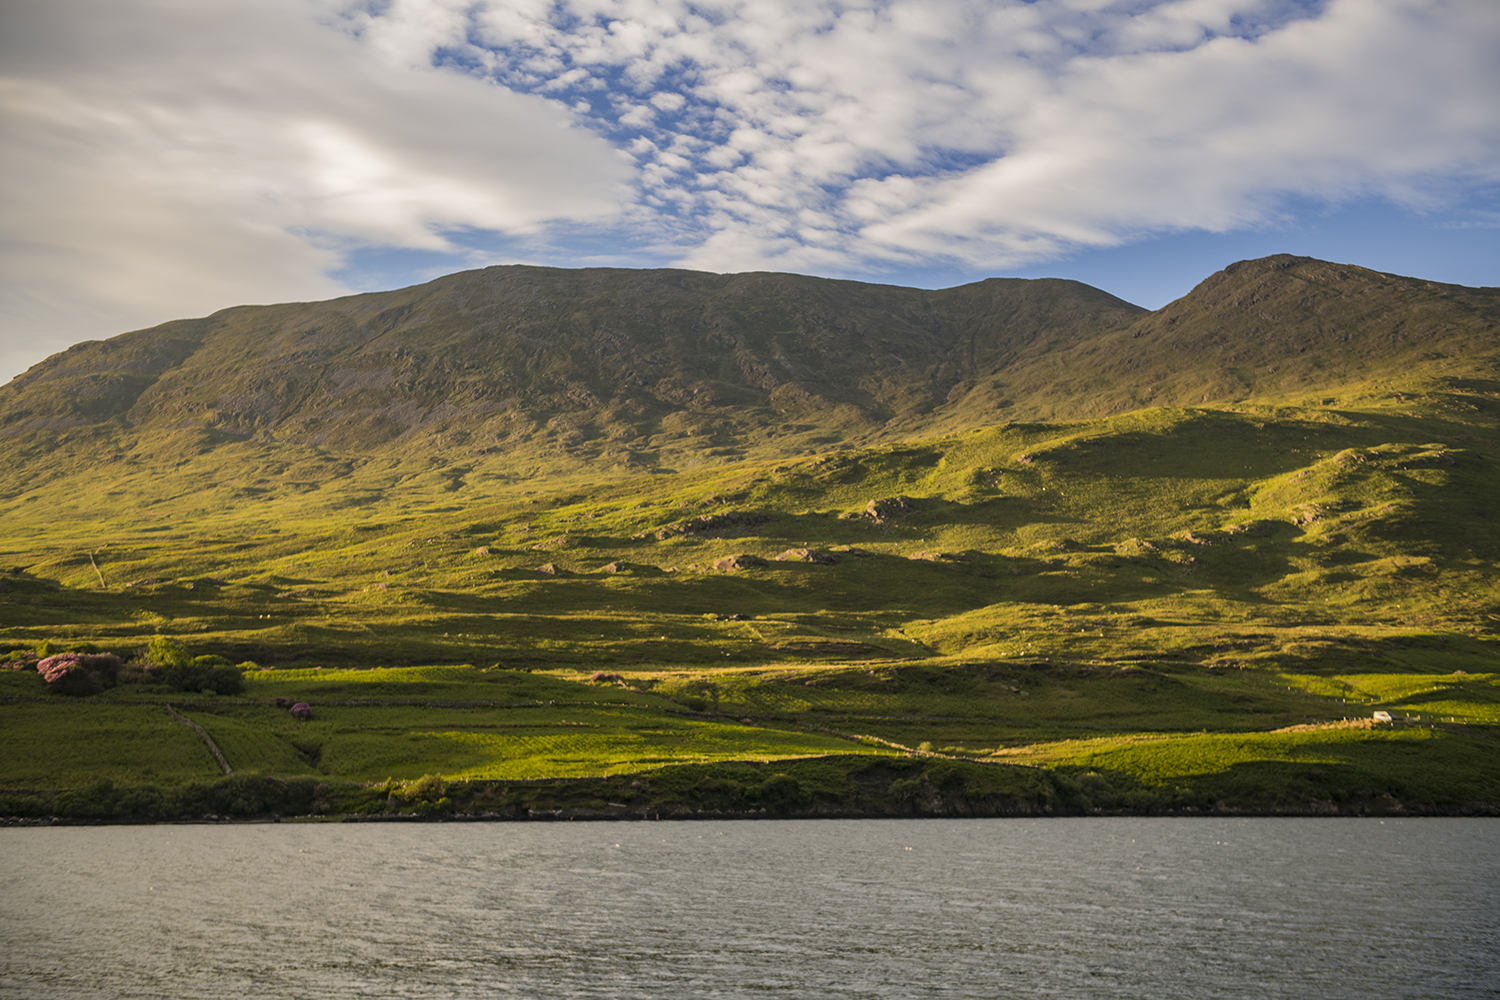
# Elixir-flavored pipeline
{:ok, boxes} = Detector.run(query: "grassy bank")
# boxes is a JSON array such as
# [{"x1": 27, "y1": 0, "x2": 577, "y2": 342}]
[{"x1": 5, "y1": 742, "x2": 1498, "y2": 825}]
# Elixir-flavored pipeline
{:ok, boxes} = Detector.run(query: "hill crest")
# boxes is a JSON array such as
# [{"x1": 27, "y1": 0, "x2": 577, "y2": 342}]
[{"x1": 1, "y1": 254, "x2": 1495, "y2": 502}]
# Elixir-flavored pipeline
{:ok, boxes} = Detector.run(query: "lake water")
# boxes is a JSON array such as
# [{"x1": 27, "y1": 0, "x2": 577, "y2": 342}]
[{"x1": 2, "y1": 818, "x2": 1496, "y2": 998}]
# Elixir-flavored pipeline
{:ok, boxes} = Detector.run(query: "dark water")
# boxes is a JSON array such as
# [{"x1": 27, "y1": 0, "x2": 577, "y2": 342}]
[{"x1": 2, "y1": 818, "x2": 1496, "y2": 998}]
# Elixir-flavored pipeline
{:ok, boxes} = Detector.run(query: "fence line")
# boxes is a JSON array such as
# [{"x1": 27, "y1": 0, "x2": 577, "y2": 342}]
[{"x1": 165, "y1": 704, "x2": 233, "y2": 775}]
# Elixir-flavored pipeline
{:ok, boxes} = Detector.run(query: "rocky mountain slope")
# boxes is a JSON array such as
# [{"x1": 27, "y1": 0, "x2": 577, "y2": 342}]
[
  {"x1": 0, "y1": 255, "x2": 1494, "y2": 518},
  {"x1": 0, "y1": 267, "x2": 1138, "y2": 467}
]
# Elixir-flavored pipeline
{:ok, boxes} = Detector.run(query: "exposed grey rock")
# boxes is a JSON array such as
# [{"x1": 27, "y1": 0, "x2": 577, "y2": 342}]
[
  {"x1": 775, "y1": 547, "x2": 836, "y2": 564},
  {"x1": 712, "y1": 554, "x2": 766, "y2": 571},
  {"x1": 865, "y1": 496, "x2": 917, "y2": 521}
]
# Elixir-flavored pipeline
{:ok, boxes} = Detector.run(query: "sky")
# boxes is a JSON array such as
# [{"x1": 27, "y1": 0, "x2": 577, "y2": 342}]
[{"x1": 3, "y1": 0, "x2": 1498, "y2": 382}]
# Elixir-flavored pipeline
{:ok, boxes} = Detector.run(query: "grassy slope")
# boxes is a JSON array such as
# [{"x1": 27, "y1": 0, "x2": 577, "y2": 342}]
[
  {"x1": 1, "y1": 256, "x2": 1497, "y2": 818},
  {"x1": 4, "y1": 254, "x2": 1492, "y2": 528},
  {"x1": 0, "y1": 265, "x2": 1142, "y2": 505}
]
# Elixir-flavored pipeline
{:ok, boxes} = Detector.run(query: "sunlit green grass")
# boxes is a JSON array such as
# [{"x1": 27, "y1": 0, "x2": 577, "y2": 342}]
[
  {"x1": 424, "y1": 721, "x2": 886, "y2": 781},
  {"x1": 1017, "y1": 725, "x2": 1427, "y2": 780},
  {"x1": 994, "y1": 723, "x2": 1500, "y2": 805},
  {"x1": 183, "y1": 699, "x2": 888, "y2": 782},
  {"x1": 240, "y1": 665, "x2": 672, "y2": 706},
  {"x1": 2, "y1": 384, "x2": 1497, "y2": 802},
  {"x1": 1282, "y1": 672, "x2": 1500, "y2": 722},
  {"x1": 0, "y1": 702, "x2": 225, "y2": 786},
  {"x1": 8, "y1": 396, "x2": 1496, "y2": 676}
]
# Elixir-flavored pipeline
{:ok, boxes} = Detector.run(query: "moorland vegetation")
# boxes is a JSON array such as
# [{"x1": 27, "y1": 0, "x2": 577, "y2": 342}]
[{"x1": 1, "y1": 254, "x2": 1497, "y2": 821}]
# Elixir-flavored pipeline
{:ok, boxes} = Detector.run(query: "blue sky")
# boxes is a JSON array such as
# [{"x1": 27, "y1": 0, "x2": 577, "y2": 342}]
[{"x1": 2, "y1": 0, "x2": 1497, "y2": 381}]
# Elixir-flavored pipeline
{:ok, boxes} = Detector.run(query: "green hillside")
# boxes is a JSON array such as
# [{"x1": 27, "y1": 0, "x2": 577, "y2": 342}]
[{"x1": 2, "y1": 254, "x2": 1497, "y2": 821}]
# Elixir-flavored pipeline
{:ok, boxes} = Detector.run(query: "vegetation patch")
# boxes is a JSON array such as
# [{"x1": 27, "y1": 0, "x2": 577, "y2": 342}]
[{"x1": 1, "y1": 256, "x2": 1497, "y2": 819}]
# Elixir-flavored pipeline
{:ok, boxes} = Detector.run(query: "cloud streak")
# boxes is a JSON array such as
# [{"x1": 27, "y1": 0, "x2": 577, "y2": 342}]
[{"x1": 0, "y1": 0, "x2": 629, "y2": 377}]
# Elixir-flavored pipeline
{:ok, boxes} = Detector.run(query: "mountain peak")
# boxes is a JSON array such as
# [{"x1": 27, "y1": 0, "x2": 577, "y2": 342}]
[{"x1": 1, "y1": 256, "x2": 1494, "y2": 503}]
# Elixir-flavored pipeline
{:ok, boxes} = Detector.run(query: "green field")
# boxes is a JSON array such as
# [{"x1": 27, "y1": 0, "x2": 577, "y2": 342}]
[{"x1": 2, "y1": 257, "x2": 1498, "y2": 820}]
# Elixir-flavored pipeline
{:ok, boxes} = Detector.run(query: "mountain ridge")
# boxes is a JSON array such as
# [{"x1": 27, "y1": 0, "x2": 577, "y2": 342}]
[
  {"x1": 0, "y1": 265, "x2": 1141, "y2": 453},
  {"x1": 1, "y1": 254, "x2": 1495, "y2": 516},
  {"x1": 3, "y1": 255, "x2": 1498, "y2": 817}
]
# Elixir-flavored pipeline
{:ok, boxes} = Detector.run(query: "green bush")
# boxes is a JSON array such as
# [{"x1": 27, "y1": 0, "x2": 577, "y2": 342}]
[
  {"x1": 748, "y1": 773, "x2": 809, "y2": 809},
  {"x1": 131, "y1": 640, "x2": 243, "y2": 694},
  {"x1": 149, "y1": 662, "x2": 244, "y2": 695},
  {"x1": 143, "y1": 636, "x2": 191, "y2": 669},
  {"x1": 387, "y1": 773, "x2": 450, "y2": 814},
  {"x1": 888, "y1": 776, "x2": 922, "y2": 802},
  {"x1": 396, "y1": 773, "x2": 448, "y2": 802},
  {"x1": 27, "y1": 775, "x2": 330, "y2": 820}
]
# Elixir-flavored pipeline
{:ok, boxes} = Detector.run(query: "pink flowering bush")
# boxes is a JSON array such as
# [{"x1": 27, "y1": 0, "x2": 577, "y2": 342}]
[
  {"x1": 38, "y1": 652, "x2": 125, "y2": 696},
  {"x1": 289, "y1": 702, "x2": 312, "y2": 721}
]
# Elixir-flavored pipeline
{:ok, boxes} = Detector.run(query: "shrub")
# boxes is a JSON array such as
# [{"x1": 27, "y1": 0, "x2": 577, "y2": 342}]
[
  {"x1": 398, "y1": 773, "x2": 447, "y2": 802},
  {"x1": 4, "y1": 650, "x2": 39, "y2": 671},
  {"x1": 888, "y1": 776, "x2": 922, "y2": 803},
  {"x1": 289, "y1": 702, "x2": 312, "y2": 721},
  {"x1": 142, "y1": 636, "x2": 192, "y2": 669},
  {"x1": 38, "y1": 652, "x2": 124, "y2": 696},
  {"x1": 748, "y1": 773, "x2": 810, "y2": 809},
  {"x1": 135, "y1": 642, "x2": 243, "y2": 694},
  {"x1": 390, "y1": 774, "x2": 450, "y2": 814},
  {"x1": 41, "y1": 775, "x2": 333, "y2": 820},
  {"x1": 146, "y1": 662, "x2": 244, "y2": 695}
]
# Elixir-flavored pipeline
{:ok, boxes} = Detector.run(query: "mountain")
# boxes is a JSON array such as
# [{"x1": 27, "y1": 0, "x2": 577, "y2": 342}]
[
  {"x1": 2, "y1": 254, "x2": 1498, "y2": 818},
  {"x1": 4, "y1": 256, "x2": 1494, "y2": 488},
  {"x1": 1, "y1": 252, "x2": 1495, "y2": 535},
  {"x1": 0, "y1": 267, "x2": 1139, "y2": 471},
  {"x1": 1039, "y1": 254, "x2": 1500, "y2": 413}
]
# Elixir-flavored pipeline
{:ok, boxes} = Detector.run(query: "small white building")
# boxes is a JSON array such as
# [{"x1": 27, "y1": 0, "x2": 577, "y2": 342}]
[{"x1": 1372, "y1": 711, "x2": 1393, "y2": 723}]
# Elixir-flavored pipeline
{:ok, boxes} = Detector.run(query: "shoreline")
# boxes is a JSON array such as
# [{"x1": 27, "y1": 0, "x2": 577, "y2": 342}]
[{"x1": 6, "y1": 752, "x2": 1497, "y2": 826}]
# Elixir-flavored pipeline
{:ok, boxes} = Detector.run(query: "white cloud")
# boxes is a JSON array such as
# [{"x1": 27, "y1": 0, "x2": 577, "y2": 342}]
[
  {"x1": 0, "y1": 0, "x2": 630, "y2": 380},
  {"x1": 3, "y1": 0, "x2": 1496, "y2": 381},
  {"x1": 450, "y1": 0, "x2": 1500, "y2": 272},
  {"x1": 861, "y1": 0, "x2": 1500, "y2": 268}
]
